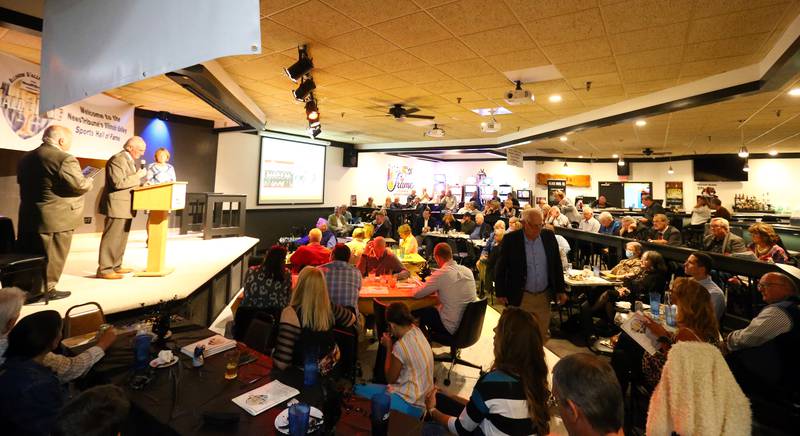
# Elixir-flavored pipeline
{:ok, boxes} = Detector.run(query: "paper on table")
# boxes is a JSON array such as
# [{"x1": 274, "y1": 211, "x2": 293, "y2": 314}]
[
  {"x1": 232, "y1": 380, "x2": 300, "y2": 416},
  {"x1": 620, "y1": 312, "x2": 661, "y2": 355},
  {"x1": 361, "y1": 286, "x2": 389, "y2": 294},
  {"x1": 179, "y1": 334, "x2": 236, "y2": 358}
]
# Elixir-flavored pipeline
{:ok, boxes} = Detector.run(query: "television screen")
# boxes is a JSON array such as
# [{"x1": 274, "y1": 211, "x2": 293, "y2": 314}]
[
  {"x1": 257, "y1": 137, "x2": 326, "y2": 205},
  {"x1": 693, "y1": 156, "x2": 748, "y2": 182}
]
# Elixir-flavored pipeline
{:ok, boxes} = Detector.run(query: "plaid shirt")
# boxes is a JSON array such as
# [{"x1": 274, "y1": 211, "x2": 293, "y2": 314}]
[
  {"x1": 320, "y1": 260, "x2": 362, "y2": 315},
  {"x1": 0, "y1": 335, "x2": 104, "y2": 383}
]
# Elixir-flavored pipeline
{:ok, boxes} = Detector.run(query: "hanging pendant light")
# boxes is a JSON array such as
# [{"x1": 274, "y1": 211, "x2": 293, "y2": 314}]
[
  {"x1": 743, "y1": 159, "x2": 750, "y2": 172},
  {"x1": 668, "y1": 164, "x2": 674, "y2": 175}
]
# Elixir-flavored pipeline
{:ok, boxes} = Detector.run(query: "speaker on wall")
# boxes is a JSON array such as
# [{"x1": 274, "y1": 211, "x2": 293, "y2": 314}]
[
  {"x1": 617, "y1": 161, "x2": 630, "y2": 176},
  {"x1": 343, "y1": 147, "x2": 358, "y2": 167}
]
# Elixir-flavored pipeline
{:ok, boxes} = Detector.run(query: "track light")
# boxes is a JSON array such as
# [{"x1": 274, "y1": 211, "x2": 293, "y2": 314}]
[
  {"x1": 305, "y1": 98, "x2": 319, "y2": 122},
  {"x1": 743, "y1": 160, "x2": 750, "y2": 172},
  {"x1": 738, "y1": 146, "x2": 749, "y2": 158},
  {"x1": 618, "y1": 158, "x2": 625, "y2": 166},
  {"x1": 308, "y1": 123, "x2": 321, "y2": 139},
  {"x1": 668, "y1": 165, "x2": 674, "y2": 175},
  {"x1": 285, "y1": 46, "x2": 314, "y2": 82},
  {"x1": 293, "y1": 77, "x2": 316, "y2": 101},
  {"x1": 563, "y1": 161, "x2": 568, "y2": 168},
  {"x1": 156, "y1": 111, "x2": 169, "y2": 121}
]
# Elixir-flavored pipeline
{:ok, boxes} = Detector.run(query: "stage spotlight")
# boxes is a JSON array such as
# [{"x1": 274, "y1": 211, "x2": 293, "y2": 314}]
[
  {"x1": 293, "y1": 77, "x2": 316, "y2": 101},
  {"x1": 285, "y1": 46, "x2": 313, "y2": 82},
  {"x1": 156, "y1": 111, "x2": 169, "y2": 121},
  {"x1": 305, "y1": 98, "x2": 319, "y2": 121},
  {"x1": 308, "y1": 124, "x2": 322, "y2": 138}
]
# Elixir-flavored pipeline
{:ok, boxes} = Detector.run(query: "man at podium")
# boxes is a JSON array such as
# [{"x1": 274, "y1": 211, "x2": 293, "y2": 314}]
[{"x1": 96, "y1": 137, "x2": 147, "y2": 280}]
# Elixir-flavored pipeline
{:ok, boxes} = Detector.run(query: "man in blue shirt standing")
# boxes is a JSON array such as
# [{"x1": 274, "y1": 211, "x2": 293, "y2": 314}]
[{"x1": 495, "y1": 208, "x2": 567, "y2": 339}]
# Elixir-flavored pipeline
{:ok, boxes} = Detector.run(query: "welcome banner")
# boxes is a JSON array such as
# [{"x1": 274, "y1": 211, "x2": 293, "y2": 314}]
[{"x1": 0, "y1": 52, "x2": 134, "y2": 160}]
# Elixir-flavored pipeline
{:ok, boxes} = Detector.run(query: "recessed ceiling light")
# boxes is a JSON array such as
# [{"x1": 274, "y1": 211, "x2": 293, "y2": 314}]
[
  {"x1": 788, "y1": 87, "x2": 800, "y2": 96},
  {"x1": 549, "y1": 94, "x2": 562, "y2": 103},
  {"x1": 635, "y1": 119, "x2": 647, "y2": 127},
  {"x1": 559, "y1": 136, "x2": 568, "y2": 142},
  {"x1": 471, "y1": 107, "x2": 512, "y2": 116},
  {"x1": 769, "y1": 149, "x2": 779, "y2": 156},
  {"x1": 612, "y1": 153, "x2": 619, "y2": 158}
]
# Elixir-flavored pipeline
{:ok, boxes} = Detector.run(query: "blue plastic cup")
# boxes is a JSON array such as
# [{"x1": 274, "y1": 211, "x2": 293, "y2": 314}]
[
  {"x1": 371, "y1": 391, "x2": 391, "y2": 436},
  {"x1": 288, "y1": 403, "x2": 310, "y2": 436},
  {"x1": 303, "y1": 353, "x2": 318, "y2": 387},
  {"x1": 649, "y1": 292, "x2": 661, "y2": 317},
  {"x1": 133, "y1": 333, "x2": 151, "y2": 369}
]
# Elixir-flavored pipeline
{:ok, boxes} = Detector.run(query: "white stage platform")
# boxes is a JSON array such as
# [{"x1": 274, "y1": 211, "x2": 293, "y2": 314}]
[{"x1": 20, "y1": 230, "x2": 258, "y2": 319}]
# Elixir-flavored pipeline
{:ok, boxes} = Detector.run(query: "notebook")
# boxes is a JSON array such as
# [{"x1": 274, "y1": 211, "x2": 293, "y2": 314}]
[
  {"x1": 179, "y1": 334, "x2": 236, "y2": 358},
  {"x1": 232, "y1": 380, "x2": 300, "y2": 416}
]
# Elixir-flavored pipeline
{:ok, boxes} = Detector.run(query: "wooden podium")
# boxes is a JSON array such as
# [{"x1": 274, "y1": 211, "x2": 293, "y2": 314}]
[{"x1": 132, "y1": 182, "x2": 187, "y2": 277}]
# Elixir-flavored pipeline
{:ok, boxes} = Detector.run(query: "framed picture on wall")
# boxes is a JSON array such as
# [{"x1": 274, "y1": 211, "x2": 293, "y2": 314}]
[
  {"x1": 350, "y1": 195, "x2": 357, "y2": 206},
  {"x1": 665, "y1": 182, "x2": 683, "y2": 210}
]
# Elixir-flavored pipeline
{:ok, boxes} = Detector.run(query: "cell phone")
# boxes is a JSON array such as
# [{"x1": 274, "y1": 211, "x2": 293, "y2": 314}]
[{"x1": 237, "y1": 352, "x2": 257, "y2": 367}]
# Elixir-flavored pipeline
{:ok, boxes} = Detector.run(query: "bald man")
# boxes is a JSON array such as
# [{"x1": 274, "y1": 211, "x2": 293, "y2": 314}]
[
  {"x1": 17, "y1": 125, "x2": 93, "y2": 300},
  {"x1": 96, "y1": 137, "x2": 147, "y2": 279}
]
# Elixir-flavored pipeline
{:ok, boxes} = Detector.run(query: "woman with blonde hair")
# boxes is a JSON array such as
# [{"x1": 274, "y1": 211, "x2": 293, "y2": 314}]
[
  {"x1": 272, "y1": 267, "x2": 356, "y2": 373},
  {"x1": 397, "y1": 223, "x2": 418, "y2": 255},
  {"x1": 747, "y1": 222, "x2": 789, "y2": 263},
  {"x1": 425, "y1": 307, "x2": 551, "y2": 434},
  {"x1": 144, "y1": 147, "x2": 176, "y2": 185}
]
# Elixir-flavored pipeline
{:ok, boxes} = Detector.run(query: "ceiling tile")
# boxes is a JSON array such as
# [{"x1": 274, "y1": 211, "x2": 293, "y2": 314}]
[
  {"x1": 428, "y1": 0, "x2": 518, "y2": 35},
  {"x1": 460, "y1": 73, "x2": 514, "y2": 90},
  {"x1": 484, "y1": 48, "x2": 550, "y2": 72},
  {"x1": 692, "y1": 0, "x2": 789, "y2": 19},
  {"x1": 420, "y1": 79, "x2": 472, "y2": 94},
  {"x1": 506, "y1": 0, "x2": 599, "y2": 21},
  {"x1": 438, "y1": 58, "x2": 498, "y2": 78},
  {"x1": 688, "y1": 6, "x2": 785, "y2": 43},
  {"x1": 600, "y1": 0, "x2": 694, "y2": 34},
  {"x1": 439, "y1": 90, "x2": 487, "y2": 103},
  {"x1": 525, "y1": 8, "x2": 606, "y2": 46},
  {"x1": 283, "y1": 44, "x2": 354, "y2": 69},
  {"x1": 370, "y1": 12, "x2": 452, "y2": 48},
  {"x1": 358, "y1": 74, "x2": 411, "y2": 90},
  {"x1": 362, "y1": 50, "x2": 427, "y2": 72},
  {"x1": 567, "y1": 72, "x2": 622, "y2": 90},
  {"x1": 541, "y1": 37, "x2": 613, "y2": 64},
  {"x1": 556, "y1": 57, "x2": 617, "y2": 78},
  {"x1": 683, "y1": 33, "x2": 770, "y2": 63},
  {"x1": 320, "y1": 0, "x2": 420, "y2": 25},
  {"x1": 308, "y1": 70, "x2": 349, "y2": 85},
  {"x1": 615, "y1": 45, "x2": 684, "y2": 70},
  {"x1": 225, "y1": 53, "x2": 296, "y2": 81},
  {"x1": 608, "y1": 21, "x2": 689, "y2": 54},
  {"x1": 406, "y1": 38, "x2": 477, "y2": 65},
  {"x1": 260, "y1": 19, "x2": 308, "y2": 54},
  {"x1": 260, "y1": 0, "x2": 308, "y2": 17},
  {"x1": 326, "y1": 28, "x2": 397, "y2": 59},
  {"x1": 384, "y1": 86, "x2": 433, "y2": 100},
  {"x1": 393, "y1": 66, "x2": 452, "y2": 84},
  {"x1": 270, "y1": 0, "x2": 360, "y2": 41},
  {"x1": 322, "y1": 60, "x2": 384, "y2": 79},
  {"x1": 460, "y1": 25, "x2": 537, "y2": 57},
  {"x1": 679, "y1": 55, "x2": 754, "y2": 77},
  {"x1": 623, "y1": 79, "x2": 678, "y2": 94},
  {"x1": 621, "y1": 64, "x2": 681, "y2": 83}
]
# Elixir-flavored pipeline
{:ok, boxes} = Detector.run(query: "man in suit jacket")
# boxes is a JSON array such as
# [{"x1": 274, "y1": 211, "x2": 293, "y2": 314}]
[
  {"x1": 96, "y1": 137, "x2": 147, "y2": 279},
  {"x1": 17, "y1": 126, "x2": 93, "y2": 301},
  {"x1": 646, "y1": 213, "x2": 682, "y2": 246},
  {"x1": 373, "y1": 210, "x2": 393, "y2": 239},
  {"x1": 703, "y1": 217, "x2": 748, "y2": 255},
  {"x1": 495, "y1": 207, "x2": 567, "y2": 339}
]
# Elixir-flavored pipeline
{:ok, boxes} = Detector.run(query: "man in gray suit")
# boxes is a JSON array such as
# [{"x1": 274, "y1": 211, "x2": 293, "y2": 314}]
[
  {"x1": 17, "y1": 125, "x2": 93, "y2": 301},
  {"x1": 96, "y1": 137, "x2": 147, "y2": 279}
]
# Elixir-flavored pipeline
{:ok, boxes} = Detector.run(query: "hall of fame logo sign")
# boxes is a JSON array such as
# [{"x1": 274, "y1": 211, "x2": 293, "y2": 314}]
[
  {"x1": 0, "y1": 52, "x2": 134, "y2": 159},
  {"x1": 386, "y1": 164, "x2": 414, "y2": 193}
]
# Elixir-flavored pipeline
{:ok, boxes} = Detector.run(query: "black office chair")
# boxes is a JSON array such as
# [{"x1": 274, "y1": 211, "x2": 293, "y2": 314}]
[
  {"x1": 242, "y1": 316, "x2": 276, "y2": 355},
  {"x1": 430, "y1": 298, "x2": 488, "y2": 386}
]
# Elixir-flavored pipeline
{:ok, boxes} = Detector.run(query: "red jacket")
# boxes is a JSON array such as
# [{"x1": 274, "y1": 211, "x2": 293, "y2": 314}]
[{"x1": 290, "y1": 244, "x2": 331, "y2": 273}]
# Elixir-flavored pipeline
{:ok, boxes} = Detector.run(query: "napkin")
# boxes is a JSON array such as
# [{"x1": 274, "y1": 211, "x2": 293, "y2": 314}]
[{"x1": 155, "y1": 350, "x2": 174, "y2": 365}]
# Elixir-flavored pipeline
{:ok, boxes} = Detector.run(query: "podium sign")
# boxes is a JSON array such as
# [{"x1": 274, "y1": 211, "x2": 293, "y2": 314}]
[{"x1": 132, "y1": 182, "x2": 188, "y2": 276}]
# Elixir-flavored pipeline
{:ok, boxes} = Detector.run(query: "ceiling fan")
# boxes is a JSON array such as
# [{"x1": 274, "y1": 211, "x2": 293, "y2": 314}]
[
  {"x1": 369, "y1": 103, "x2": 435, "y2": 122},
  {"x1": 624, "y1": 147, "x2": 672, "y2": 157}
]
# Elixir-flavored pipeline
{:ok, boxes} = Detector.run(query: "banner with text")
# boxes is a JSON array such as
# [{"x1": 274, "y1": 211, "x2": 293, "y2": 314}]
[{"x1": 0, "y1": 52, "x2": 134, "y2": 160}]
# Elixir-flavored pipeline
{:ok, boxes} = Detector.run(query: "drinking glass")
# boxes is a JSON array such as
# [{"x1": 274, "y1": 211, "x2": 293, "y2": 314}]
[
  {"x1": 224, "y1": 349, "x2": 240, "y2": 380},
  {"x1": 582, "y1": 265, "x2": 592, "y2": 278},
  {"x1": 288, "y1": 403, "x2": 311, "y2": 436},
  {"x1": 649, "y1": 292, "x2": 661, "y2": 317},
  {"x1": 303, "y1": 352, "x2": 318, "y2": 387}
]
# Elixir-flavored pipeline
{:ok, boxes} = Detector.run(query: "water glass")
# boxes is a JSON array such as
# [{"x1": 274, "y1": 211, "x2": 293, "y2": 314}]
[
  {"x1": 371, "y1": 391, "x2": 391, "y2": 436},
  {"x1": 133, "y1": 332, "x2": 152, "y2": 370},
  {"x1": 288, "y1": 403, "x2": 311, "y2": 436},
  {"x1": 592, "y1": 265, "x2": 600, "y2": 277},
  {"x1": 566, "y1": 262, "x2": 573, "y2": 273},
  {"x1": 303, "y1": 353, "x2": 318, "y2": 387},
  {"x1": 649, "y1": 292, "x2": 661, "y2": 317},
  {"x1": 582, "y1": 265, "x2": 592, "y2": 278}
]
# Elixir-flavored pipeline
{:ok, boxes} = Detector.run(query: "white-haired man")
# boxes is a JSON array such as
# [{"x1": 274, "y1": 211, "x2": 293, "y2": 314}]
[
  {"x1": 578, "y1": 207, "x2": 600, "y2": 233},
  {"x1": 17, "y1": 126, "x2": 93, "y2": 300},
  {"x1": 96, "y1": 137, "x2": 147, "y2": 279},
  {"x1": 703, "y1": 218, "x2": 747, "y2": 255}
]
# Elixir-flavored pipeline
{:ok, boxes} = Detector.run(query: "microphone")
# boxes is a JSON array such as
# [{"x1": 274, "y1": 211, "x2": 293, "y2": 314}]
[{"x1": 140, "y1": 159, "x2": 146, "y2": 170}]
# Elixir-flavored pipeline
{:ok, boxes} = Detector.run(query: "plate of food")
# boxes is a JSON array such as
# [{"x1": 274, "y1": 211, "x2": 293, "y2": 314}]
[{"x1": 274, "y1": 406, "x2": 324, "y2": 434}]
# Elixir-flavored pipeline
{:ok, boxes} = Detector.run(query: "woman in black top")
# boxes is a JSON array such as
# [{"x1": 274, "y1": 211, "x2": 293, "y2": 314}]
[
  {"x1": 240, "y1": 245, "x2": 292, "y2": 312},
  {"x1": 618, "y1": 250, "x2": 668, "y2": 302}
]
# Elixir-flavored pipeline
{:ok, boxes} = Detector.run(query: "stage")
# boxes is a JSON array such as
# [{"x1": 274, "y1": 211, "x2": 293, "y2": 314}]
[{"x1": 19, "y1": 230, "x2": 259, "y2": 322}]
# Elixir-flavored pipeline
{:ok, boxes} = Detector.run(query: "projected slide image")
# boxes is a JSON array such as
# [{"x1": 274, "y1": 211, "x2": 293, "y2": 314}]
[{"x1": 258, "y1": 137, "x2": 326, "y2": 205}]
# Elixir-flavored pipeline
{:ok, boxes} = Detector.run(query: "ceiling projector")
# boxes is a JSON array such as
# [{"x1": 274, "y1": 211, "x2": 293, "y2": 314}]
[
  {"x1": 480, "y1": 119, "x2": 501, "y2": 133},
  {"x1": 503, "y1": 80, "x2": 534, "y2": 105},
  {"x1": 425, "y1": 125, "x2": 445, "y2": 138}
]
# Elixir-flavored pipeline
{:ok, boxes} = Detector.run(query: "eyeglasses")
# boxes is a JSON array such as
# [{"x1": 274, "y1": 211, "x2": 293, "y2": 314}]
[{"x1": 757, "y1": 282, "x2": 779, "y2": 290}]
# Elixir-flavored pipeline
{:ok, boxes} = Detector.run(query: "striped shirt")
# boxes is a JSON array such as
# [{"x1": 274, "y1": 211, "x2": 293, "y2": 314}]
[
  {"x1": 390, "y1": 326, "x2": 433, "y2": 407},
  {"x1": 726, "y1": 300, "x2": 795, "y2": 351},
  {"x1": 448, "y1": 370, "x2": 538, "y2": 436}
]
